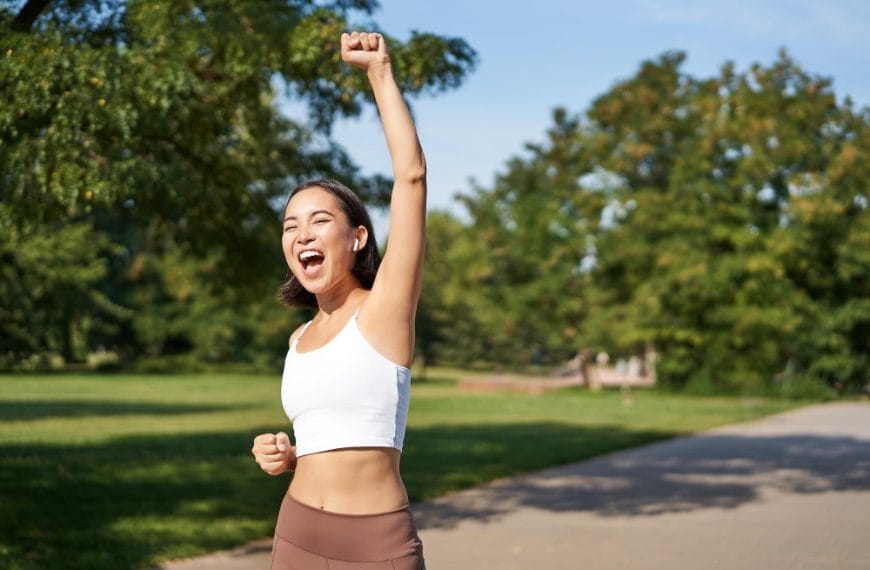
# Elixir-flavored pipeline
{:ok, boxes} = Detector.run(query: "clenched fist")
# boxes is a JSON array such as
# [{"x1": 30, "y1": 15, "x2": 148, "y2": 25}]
[
  {"x1": 341, "y1": 31, "x2": 391, "y2": 73},
  {"x1": 251, "y1": 432, "x2": 296, "y2": 476}
]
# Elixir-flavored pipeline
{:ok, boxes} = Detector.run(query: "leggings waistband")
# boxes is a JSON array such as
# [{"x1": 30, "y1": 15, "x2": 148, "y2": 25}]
[{"x1": 274, "y1": 493, "x2": 422, "y2": 562}]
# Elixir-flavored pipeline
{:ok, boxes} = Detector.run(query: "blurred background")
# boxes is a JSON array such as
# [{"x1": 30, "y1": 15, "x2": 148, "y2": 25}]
[
  {"x1": 1, "y1": 1, "x2": 869, "y2": 568},
  {"x1": 2, "y1": 0, "x2": 867, "y2": 396}
]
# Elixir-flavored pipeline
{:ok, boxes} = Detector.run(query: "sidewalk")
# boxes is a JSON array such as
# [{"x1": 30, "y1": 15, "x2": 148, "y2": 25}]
[{"x1": 163, "y1": 402, "x2": 870, "y2": 569}]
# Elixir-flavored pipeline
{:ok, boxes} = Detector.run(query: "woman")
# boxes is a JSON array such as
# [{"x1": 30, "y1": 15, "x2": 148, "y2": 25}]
[{"x1": 251, "y1": 31, "x2": 427, "y2": 569}]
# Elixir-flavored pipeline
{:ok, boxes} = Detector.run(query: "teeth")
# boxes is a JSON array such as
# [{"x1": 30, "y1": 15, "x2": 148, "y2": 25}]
[{"x1": 299, "y1": 250, "x2": 322, "y2": 261}]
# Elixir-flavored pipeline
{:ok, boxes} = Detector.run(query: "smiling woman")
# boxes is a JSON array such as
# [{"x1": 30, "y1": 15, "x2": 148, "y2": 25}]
[
  {"x1": 278, "y1": 178, "x2": 381, "y2": 309},
  {"x1": 250, "y1": 31, "x2": 428, "y2": 569}
]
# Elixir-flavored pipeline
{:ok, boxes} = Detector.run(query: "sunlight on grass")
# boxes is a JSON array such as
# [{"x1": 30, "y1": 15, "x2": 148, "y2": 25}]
[{"x1": 0, "y1": 373, "x2": 802, "y2": 569}]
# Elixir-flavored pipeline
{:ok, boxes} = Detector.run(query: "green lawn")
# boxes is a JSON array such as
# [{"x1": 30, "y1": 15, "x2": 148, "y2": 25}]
[{"x1": 0, "y1": 372, "x2": 802, "y2": 569}]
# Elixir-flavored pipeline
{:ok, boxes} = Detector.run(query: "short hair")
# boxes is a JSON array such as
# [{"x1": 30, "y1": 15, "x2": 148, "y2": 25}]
[{"x1": 278, "y1": 178, "x2": 381, "y2": 308}]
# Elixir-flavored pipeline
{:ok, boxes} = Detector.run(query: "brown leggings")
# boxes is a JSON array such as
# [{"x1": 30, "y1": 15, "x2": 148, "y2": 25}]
[{"x1": 271, "y1": 493, "x2": 426, "y2": 569}]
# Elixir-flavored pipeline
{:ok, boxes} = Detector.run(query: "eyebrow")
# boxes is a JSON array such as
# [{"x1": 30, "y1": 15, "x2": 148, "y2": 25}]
[{"x1": 283, "y1": 209, "x2": 335, "y2": 223}]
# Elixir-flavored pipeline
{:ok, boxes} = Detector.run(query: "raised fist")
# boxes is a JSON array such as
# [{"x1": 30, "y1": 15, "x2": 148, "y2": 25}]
[{"x1": 341, "y1": 31, "x2": 390, "y2": 72}]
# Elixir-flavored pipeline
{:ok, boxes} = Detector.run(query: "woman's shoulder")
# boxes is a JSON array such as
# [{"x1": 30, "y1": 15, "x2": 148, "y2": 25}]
[{"x1": 287, "y1": 321, "x2": 311, "y2": 348}]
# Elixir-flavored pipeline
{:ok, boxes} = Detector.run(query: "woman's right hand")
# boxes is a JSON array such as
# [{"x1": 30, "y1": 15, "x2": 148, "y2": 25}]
[{"x1": 251, "y1": 432, "x2": 296, "y2": 475}]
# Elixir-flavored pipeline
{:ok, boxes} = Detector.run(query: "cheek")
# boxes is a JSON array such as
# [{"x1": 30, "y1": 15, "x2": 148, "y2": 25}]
[{"x1": 281, "y1": 234, "x2": 295, "y2": 261}]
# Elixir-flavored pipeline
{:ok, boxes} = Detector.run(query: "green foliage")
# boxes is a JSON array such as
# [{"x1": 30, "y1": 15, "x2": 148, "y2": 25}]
[
  {"x1": 119, "y1": 246, "x2": 304, "y2": 369},
  {"x1": 418, "y1": 111, "x2": 606, "y2": 369},
  {"x1": 0, "y1": 209, "x2": 129, "y2": 366},
  {"x1": 2, "y1": 0, "x2": 865, "y2": 395},
  {"x1": 0, "y1": 0, "x2": 476, "y2": 370},
  {"x1": 420, "y1": 51, "x2": 868, "y2": 395}
]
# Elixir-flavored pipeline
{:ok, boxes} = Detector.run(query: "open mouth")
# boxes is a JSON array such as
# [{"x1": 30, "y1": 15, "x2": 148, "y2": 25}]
[{"x1": 298, "y1": 249, "x2": 325, "y2": 276}]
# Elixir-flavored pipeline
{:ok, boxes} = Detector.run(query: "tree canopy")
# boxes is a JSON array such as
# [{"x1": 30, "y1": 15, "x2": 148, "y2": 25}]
[
  {"x1": 2, "y1": 3, "x2": 866, "y2": 397},
  {"x1": 0, "y1": 0, "x2": 476, "y2": 368},
  {"x1": 420, "y1": 51, "x2": 868, "y2": 396}
]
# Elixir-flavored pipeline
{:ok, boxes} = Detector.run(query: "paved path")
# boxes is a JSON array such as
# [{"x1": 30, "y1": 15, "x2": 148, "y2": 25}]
[{"x1": 163, "y1": 402, "x2": 870, "y2": 569}]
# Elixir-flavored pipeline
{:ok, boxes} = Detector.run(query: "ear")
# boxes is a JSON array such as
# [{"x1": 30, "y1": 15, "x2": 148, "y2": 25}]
[{"x1": 354, "y1": 226, "x2": 369, "y2": 252}]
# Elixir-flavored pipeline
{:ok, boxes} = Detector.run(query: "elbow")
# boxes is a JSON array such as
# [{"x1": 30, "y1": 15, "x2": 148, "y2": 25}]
[
  {"x1": 401, "y1": 168, "x2": 427, "y2": 187},
  {"x1": 395, "y1": 154, "x2": 427, "y2": 186}
]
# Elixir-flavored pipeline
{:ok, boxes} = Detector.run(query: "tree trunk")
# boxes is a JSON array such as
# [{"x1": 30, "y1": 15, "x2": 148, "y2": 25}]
[
  {"x1": 11, "y1": 0, "x2": 52, "y2": 32},
  {"x1": 61, "y1": 313, "x2": 75, "y2": 365}
]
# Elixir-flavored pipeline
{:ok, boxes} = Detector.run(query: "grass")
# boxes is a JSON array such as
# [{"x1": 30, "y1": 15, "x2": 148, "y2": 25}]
[{"x1": 0, "y1": 371, "x2": 803, "y2": 569}]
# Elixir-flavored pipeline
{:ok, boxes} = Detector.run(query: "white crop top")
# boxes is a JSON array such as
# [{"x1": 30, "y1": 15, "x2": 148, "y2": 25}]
[{"x1": 280, "y1": 311, "x2": 411, "y2": 457}]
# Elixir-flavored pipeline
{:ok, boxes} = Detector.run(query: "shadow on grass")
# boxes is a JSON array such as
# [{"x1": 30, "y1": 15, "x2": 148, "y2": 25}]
[
  {"x1": 3, "y1": 420, "x2": 868, "y2": 569},
  {"x1": 0, "y1": 401, "x2": 249, "y2": 421},
  {"x1": 0, "y1": 429, "x2": 288, "y2": 570},
  {"x1": 409, "y1": 425, "x2": 870, "y2": 530},
  {"x1": 0, "y1": 422, "x2": 669, "y2": 569}
]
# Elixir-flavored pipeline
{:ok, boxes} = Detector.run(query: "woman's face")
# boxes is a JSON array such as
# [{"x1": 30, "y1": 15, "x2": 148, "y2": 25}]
[{"x1": 282, "y1": 187, "x2": 364, "y2": 295}]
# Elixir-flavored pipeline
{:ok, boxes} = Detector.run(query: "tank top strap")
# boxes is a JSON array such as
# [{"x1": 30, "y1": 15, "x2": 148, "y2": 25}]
[{"x1": 291, "y1": 320, "x2": 314, "y2": 348}]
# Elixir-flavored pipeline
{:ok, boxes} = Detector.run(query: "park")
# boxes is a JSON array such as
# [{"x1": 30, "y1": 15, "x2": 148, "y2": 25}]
[{"x1": 1, "y1": 1, "x2": 868, "y2": 568}]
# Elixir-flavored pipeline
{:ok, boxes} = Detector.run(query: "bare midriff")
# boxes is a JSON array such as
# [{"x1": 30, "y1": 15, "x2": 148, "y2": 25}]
[{"x1": 288, "y1": 447, "x2": 408, "y2": 514}]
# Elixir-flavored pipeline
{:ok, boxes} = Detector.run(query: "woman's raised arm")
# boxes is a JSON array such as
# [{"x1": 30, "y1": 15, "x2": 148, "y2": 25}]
[{"x1": 342, "y1": 32, "x2": 427, "y2": 337}]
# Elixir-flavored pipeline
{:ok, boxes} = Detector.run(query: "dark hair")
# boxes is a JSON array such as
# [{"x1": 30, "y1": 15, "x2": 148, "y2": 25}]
[{"x1": 278, "y1": 178, "x2": 381, "y2": 308}]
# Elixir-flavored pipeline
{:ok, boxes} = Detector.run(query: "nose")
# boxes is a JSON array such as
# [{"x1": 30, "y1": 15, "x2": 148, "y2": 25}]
[{"x1": 296, "y1": 224, "x2": 315, "y2": 244}]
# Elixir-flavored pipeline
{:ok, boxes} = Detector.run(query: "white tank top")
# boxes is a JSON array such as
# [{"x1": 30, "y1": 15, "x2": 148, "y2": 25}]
[{"x1": 281, "y1": 311, "x2": 411, "y2": 457}]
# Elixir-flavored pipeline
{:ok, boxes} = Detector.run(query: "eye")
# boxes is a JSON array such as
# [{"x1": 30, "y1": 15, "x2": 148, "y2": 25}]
[
  {"x1": 314, "y1": 218, "x2": 330, "y2": 224},
  {"x1": 283, "y1": 225, "x2": 297, "y2": 233}
]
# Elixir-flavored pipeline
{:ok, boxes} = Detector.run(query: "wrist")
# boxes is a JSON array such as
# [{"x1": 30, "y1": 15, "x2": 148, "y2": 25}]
[{"x1": 366, "y1": 61, "x2": 394, "y2": 83}]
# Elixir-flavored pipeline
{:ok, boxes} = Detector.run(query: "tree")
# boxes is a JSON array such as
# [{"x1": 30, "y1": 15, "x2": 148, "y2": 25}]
[
  {"x1": 428, "y1": 50, "x2": 868, "y2": 394},
  {"x1": 0, "y1": 0, "x2": 476, "y2": 368},
  {"x1": 1, "y1": 0, "x2": 475, "y2": 254},
  {"x1": 416, "y1": 209, "x2": 494, "y2": 368},
  {"x1": 0, "y1": 216, "x2": 128, "y2": 366},
  {"x1": 462, "y1": 111, "x2": 604, "y2": 368},
  {"x1": 583, "y1": 50, "x2": 868, "y2": 393}
]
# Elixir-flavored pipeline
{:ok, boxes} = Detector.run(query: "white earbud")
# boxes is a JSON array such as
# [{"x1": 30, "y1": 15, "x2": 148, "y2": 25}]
[{"x1": 353, "y1": 238, "x2": 360, "y2": 252}]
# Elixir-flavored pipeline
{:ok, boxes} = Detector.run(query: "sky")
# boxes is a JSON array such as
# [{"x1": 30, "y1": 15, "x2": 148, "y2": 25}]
[{"x1": 306, "y1": 0, "x2": 870, "y2": 227}]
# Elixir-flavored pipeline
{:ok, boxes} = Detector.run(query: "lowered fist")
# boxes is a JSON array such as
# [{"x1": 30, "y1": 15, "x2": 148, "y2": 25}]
[{"x1": 251, "y1": 432, "x2": 296, "y2": 476}]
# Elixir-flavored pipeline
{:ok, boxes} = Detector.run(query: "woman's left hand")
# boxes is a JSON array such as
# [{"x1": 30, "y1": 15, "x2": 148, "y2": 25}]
[{"x1": 341, "y1": 31, "x2": 390, "y2": 73}]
